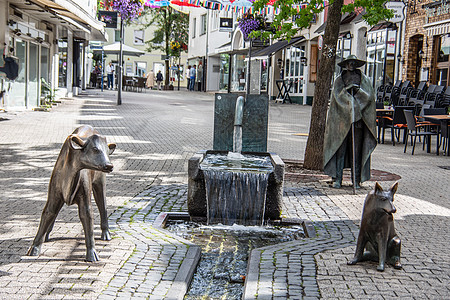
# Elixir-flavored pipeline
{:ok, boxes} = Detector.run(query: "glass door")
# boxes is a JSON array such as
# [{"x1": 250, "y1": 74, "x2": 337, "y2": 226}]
[
  {"x1": 28, "y1": 42, "x2": 39, "y2": 108},
  {"x1": 8, "y1": 39, "x2": 27, "y2": 108},
  {"x1": 284, "y1": 45, "x2": 305, "y2": 95}
]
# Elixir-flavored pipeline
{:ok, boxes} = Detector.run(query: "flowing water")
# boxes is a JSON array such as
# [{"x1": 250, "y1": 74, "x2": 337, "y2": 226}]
[
  {"x1": 166, "y1": 222, "x2": 305, "y2": 299},
  {"x1": 200, "y1": 153, "x2": 274, "y2": 226},
  {"x1": 233, "y1": 125, "x2": 242, "y2": 153}
]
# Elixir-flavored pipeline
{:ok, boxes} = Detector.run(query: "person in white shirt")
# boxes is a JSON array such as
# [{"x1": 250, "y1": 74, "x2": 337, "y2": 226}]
[{"x1": 106, "y1": 62, "x2": 115, "y2": 90}]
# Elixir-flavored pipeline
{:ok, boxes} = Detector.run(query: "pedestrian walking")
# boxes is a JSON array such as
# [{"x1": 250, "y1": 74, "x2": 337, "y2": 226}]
[
  {"x1": 146, "y1": 69, "x2": 155, "y2": 89},
  {"x1": 197, "y1": 62, "x2": 203, "y2": 91},
  {"x1": 106, "y1": 62, "x2": 115, "y2": 90},
  {"x1": 90, "y1": 65, "x2": 101, "y2": 88},
  {"x1": 189, "y1": 65, "x2": 196, "y2": 91},
  {"x1": 186, "y1": 65, "x2": 191, "y2": 90},
  {"x1": 156, "y1": 70, "x2": 163, "y2": 90}
]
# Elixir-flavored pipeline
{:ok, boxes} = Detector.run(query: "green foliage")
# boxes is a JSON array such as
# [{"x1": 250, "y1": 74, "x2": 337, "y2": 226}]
[
  {"x1": 40, "y1": 78, "x2": 56, "y2": 104},
  {"x1": 141, "y1": 7, "x2": 189, "y2": 57},
  {"x1": 251, "y1": 0, "x2": 393, "y2": 40}
]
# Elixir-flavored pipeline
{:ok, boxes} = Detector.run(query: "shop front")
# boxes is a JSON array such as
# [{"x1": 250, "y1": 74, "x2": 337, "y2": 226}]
[
  {"x1": 425, "y1": 19, "x2": 450, "y2": 86},
  {"x1": 404, "y1": 0, "x2": 450, "y2": 87},
  {"x1": 7, "y1": 19, "x2": 51, "y2": 109},
  {"x1": 365, "y1": 23, "x2": 397, "y2": 90}
]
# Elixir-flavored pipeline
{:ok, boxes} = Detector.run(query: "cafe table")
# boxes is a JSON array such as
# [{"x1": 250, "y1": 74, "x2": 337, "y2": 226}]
[{"x1": 423, "y1": 115, "x2": 450, "y2": 156}]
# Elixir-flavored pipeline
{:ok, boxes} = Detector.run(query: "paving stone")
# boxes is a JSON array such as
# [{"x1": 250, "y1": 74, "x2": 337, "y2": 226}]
[{"x1": 1, "y1": 90, "x2": 449, "y2": 299}]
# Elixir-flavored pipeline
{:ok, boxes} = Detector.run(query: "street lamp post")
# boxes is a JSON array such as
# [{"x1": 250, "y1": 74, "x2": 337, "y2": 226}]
[{"x1": 117, "y1": 19, "x2": 124, "y2": 105}]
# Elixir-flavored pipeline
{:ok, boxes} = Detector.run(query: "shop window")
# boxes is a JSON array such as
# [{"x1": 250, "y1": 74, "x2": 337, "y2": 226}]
[
  {"x1": 192, "y1": 18, "x2": 196, "y2": 38},
  {"x1": 437, "y1": 34, "x2": 450, "y2": 63},
  {"x1": 135, "y1": 62, "x2": 147, "y2": 77},
  {"x1": 58, "y1": 39, "x2": 67, "y2": 88},
  {"x1": 219, "y1": 54, "x2": 229, "y2": 91},
  {"x1": 115, "y1": 30, "x2": 120, "y2": 42},
  {"x1": 365, "y1": 28, "x2": 396, "y2": 89}
]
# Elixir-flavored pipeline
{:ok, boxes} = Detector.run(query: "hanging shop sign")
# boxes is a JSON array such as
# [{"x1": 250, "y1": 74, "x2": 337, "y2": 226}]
[
  {"x1": 385, "y1": 2, "x2": 405, "y2": 23},
  {"x1": 220, "y1": 18, "x2": 233, "y2": 32}
]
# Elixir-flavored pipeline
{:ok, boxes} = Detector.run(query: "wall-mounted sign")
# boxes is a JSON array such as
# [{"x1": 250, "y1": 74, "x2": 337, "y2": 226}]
[
  {"x1": 219, "y1": 18, "x2": 233, "y2": 32},
  {"x1": 385, "y1": 2, "x2": 405, "y2": 23},
  {"x1": 318, "y1": 35, "x2": 323, "y2": 50},
  {"x1": 424, "y1": 3, "x2": 450, "y2": 23},
  {"x1": 98, "y1": 10, "x2": 118, "y2": 29}
]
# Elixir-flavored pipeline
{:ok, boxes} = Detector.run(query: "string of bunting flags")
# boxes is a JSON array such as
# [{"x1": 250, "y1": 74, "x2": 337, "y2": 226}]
[{"x1": 145, "y1": 0, "x2": 312, "y2": 14}]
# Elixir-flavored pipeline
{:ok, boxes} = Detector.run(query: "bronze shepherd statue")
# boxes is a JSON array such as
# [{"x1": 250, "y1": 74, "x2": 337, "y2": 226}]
[
  {"x1": 348, "y1": 182, "x2": 402, "y2": 271},
  {"x1": 27, "y1": 125, "x2": 116, "y2": 262}
]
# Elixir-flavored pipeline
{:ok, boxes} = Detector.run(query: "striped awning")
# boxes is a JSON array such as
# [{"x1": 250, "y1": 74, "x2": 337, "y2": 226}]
[{"x1": 424, "y1": 19, "x2": 450, "y2": 36}]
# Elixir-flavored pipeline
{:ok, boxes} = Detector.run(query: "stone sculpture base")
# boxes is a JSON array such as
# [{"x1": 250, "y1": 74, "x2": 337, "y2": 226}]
[{"x1": 187, "y1": 150, "x2": 285, "y2": 222}]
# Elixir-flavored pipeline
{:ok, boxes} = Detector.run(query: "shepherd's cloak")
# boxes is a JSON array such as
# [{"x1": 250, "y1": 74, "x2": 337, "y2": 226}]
[{"x1": 323, "y1": 70, "x2": 377, "y2": 183}]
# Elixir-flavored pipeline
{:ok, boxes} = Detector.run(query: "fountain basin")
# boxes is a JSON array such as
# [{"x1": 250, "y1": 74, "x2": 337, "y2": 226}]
[{"x1": 188, "y1": 150, "x2": 285, "y2": 224}]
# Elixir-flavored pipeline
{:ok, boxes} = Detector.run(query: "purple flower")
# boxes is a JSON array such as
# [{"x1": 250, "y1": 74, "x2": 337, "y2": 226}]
[{"x1": 111, "y1": 0, "x2": 143, "y2": 21}]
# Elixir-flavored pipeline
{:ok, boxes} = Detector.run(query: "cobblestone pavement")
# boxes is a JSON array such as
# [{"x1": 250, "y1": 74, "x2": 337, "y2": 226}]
[{"x1": 0, "y1": 89, "x2": 449, "y2": 299}]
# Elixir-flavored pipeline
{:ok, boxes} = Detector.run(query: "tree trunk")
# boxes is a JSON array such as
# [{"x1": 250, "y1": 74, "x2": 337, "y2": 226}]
[{"x1": 303, "y1": 0, "x2": 344, "y2": 170}]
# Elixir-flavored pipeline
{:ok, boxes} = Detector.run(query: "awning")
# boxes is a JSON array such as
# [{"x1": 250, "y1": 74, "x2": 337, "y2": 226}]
[
  {"x1": 93, "y1": 43, "x2": 146, "y2": 57},
  {"x1": 369, "y1": 22, "x2": 396, "y2": 32},
  {"x1": 29, "y1": 0, "x2": 107, "y2": 40},
  {"x1": 215, "y1": 42, "x2": 232, "y2": 54},
  {"x1": 424, "y1": 19, "x2": 450, "y2": 36},
  {"x1": 252, "y1": 36, "x2": 305, "y2": 59}
]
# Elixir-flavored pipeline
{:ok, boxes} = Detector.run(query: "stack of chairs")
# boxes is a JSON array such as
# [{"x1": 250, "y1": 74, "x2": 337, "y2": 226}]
[
  {"x1": 435, "y1": 86, "x2": 450, "y2": 110},
  {"x1": 397, "y1": 81, "x2": 414, "y2": 106},
  {"x1": 408, "y1": 81, "x2": 428, "y2": 116},
  {"x1": 383, "y1": 80, "x2": 402, "y2": 106},
  {"x1": 425, "y1": 85, "x2": 445, "y2": 108}
]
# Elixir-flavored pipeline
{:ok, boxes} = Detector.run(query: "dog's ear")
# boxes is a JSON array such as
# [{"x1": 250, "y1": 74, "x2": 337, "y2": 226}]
[
  {"x1": 390, "y1": 181, "x2": 399, "y2": 196},
  {"x1": 374, "y1": 182, "x2": 383, "y2": 194}
]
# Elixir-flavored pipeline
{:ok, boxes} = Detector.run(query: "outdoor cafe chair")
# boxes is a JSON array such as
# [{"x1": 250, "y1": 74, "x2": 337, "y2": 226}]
[
  {"x1": 403, "y1": 110, "x2": 439, "y2": 155},
  {"x1": 380, "y1": 106, "x2": 414, "y2": 145}
]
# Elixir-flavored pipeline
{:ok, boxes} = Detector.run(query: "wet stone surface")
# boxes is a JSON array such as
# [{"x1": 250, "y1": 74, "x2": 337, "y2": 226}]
[{"x1": 165, "y1": 221, "x2": 305, "y2": 299}]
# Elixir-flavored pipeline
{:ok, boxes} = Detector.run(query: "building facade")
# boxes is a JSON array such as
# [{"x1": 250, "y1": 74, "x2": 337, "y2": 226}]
[
  {"x1": 99, "y1": 14, "x2": 188, "y2": 87},
  {"x1": 403, "y1": 0, "x2": 450, "y2": 87},
  {"x1": 0, "y1": 0, "x2": 106, "y2": 110}
]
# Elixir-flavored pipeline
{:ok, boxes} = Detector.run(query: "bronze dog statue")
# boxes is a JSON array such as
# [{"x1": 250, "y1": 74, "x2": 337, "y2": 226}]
[
  {"x1": 27, "y1": 125, "x2": 116, "y2": 262},
  {"x1": 348, "y1": 182, "x2": 402, "y2": 271}
]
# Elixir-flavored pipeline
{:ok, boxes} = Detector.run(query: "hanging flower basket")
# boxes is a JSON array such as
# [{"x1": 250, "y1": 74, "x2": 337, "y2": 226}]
[
  {"x1": 100, "y1": 0, "x2": 144, "y2": 22},
  {"x1": 238, "y1": 12, "x2": 266, "y2": 40}
]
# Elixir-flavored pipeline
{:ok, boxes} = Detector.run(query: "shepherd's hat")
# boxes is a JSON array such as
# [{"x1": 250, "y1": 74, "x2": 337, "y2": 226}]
[{"x1": 337, "y1": 55, "x2": 366, "y2": 68}]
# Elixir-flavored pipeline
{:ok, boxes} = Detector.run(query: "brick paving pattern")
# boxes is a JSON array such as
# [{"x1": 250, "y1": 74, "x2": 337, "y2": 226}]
[{"x1": 0, "y1": 89, "x2": 449, "y2": 299}]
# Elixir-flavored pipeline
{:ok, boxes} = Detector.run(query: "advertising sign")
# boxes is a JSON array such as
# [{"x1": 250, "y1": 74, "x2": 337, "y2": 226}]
[{"x1": 220, "y1": 18, "x2": 233, "y2": 32}]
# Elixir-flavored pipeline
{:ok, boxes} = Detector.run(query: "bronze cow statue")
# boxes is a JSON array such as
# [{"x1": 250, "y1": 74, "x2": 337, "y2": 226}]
[
  {"x1": 27, "y1": 125, "x2": 116, "y2": 262},
  {"x1": 348, "y1": 182, "x2": 402, "y2": 271}
]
